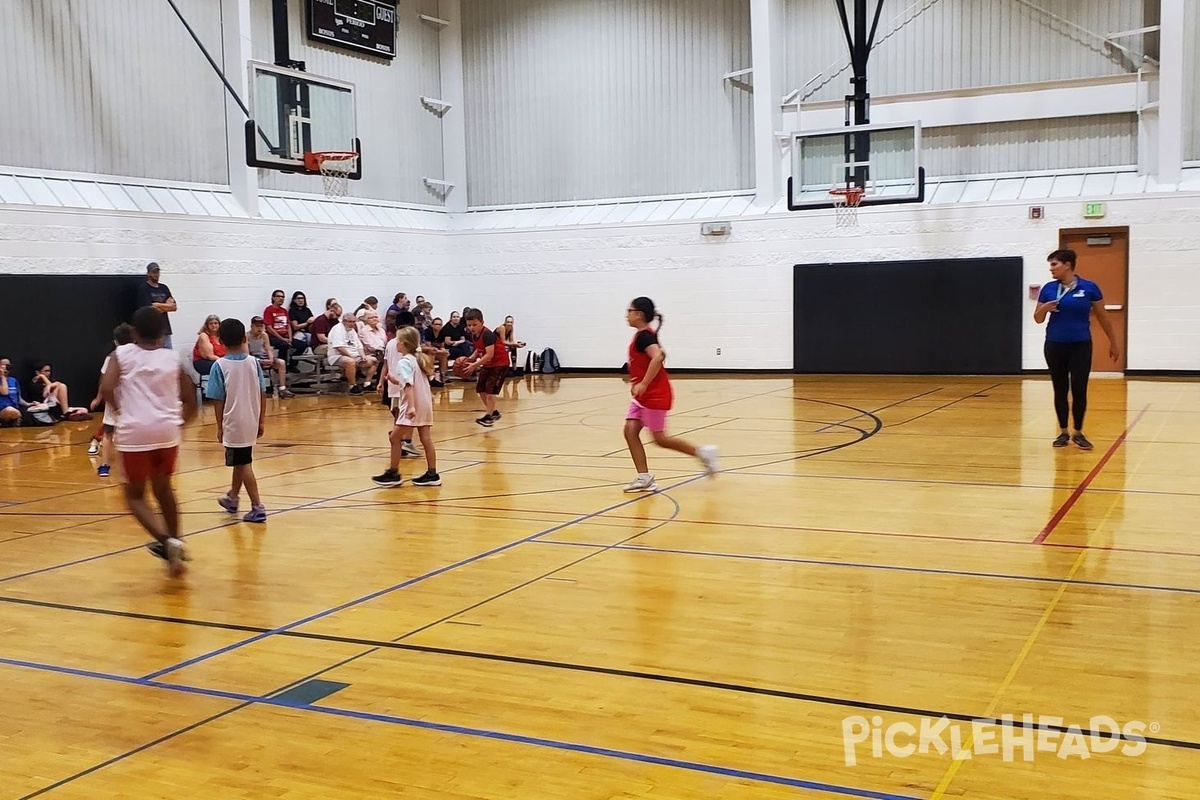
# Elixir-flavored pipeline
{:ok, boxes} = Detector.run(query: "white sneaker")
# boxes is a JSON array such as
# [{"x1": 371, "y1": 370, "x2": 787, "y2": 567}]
[
  {"x1": 623, "y1": 474, "x2": 658, "y2": 493},
  {"x1": 697, "y1": 445, "x2": 720, "y2": 476},
  {"x1": 165, "y1": 538, "x2": 188, "y2": 578},
  {"x1": 87, "y1": 439, "x2": 101, "y2": 456}
]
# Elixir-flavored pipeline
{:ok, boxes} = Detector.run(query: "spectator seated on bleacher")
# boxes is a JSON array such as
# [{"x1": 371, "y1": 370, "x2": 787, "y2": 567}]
[
  {"x1": 358, "y1": 310, "x2": 387, "y2": 362},
  {"x1": 309, "y1": 299, "x2": 342, "y2": 349},
  {"x1": 249, "y1": 316, "x2": 294, "y2": 398},
  {"x1": 192, "y1": 315, "x2": 227, "y2": 376},
  {"x1": 27, "y1": 361, "x2": 89, "y2": 421},
  {"x1": 327, "y1": 312, "x2": 377, "y2": 395},
  {"x1": 289, "y1": 291, "x2": 315, "y2": 352},
  {"x1": 421, "y1": 317, "x2": 450, "y2": 386}
]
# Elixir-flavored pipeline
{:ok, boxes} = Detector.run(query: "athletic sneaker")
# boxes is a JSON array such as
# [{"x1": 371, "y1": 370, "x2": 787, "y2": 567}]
[
  {"x1": 165, "y1": 537, "x2": 188, "y2": 577},
  {"x1": 349, "y1": 384, "x2": 364, "y2": 396},
  {"x1": 1052, "y1": 433, "x2": 1070, "y2": 448},
  {"x1": 243, "y1": 505, "x2": 267, "y2": 523},
  {"x1": 97, "y1": 464, "x2": 110, "y2": 478},
  {"x1": 1072, "y1": 433, "x2": 1094, "y2": 451},
  {"x1": 401, "y1": 441, "x2": 420, "y2": 457},
  {"x1": 87, "y1": 439, "x2": 101, "y2": 456},
  {"x1": 146, "y1": 541, "x2": 167, "y2": 561},
  {"x1": 372, "y1": 468, "x2": 404, "y2": 487},
  {"x1": 278, "y1": 388, "x2": 295, "y2": 399},
  {"x1": 490, "y1": 411, "x2": 502, "y2": 420},
  {"x1": 218, "y1": 494, "x2": 238, "y2": 513},
  {"x1": 146, "y1": 540, "x2": 192, "y2": 562},
  {"x1": 476, "y1": 415, "x2": 494, "y2": 427},
  {"x1": 696, "y1": 444, "x2": 720, "y2": 476},
  {"x1": 411, "y1": 470, "x2": 442, "y2": 487},
  {"x1": 623, "y1": 474, "x2": 658, "y2": 493}
]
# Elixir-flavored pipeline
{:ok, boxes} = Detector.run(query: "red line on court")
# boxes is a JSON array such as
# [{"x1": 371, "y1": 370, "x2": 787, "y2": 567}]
[{"x1": 1033, "y1": 406, "x2": 1149, "y2": 545}]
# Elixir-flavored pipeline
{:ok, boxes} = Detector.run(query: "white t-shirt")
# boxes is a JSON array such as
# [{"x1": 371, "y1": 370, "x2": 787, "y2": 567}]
[
  {"x1": 205, "y1": 354, "x2": 264, "y2": 448},
  {"x1": 326, "y1": 323, "x2": 362, "y2": 364},
  {"x1": 99, "y1": 355, "x2": 118, "y2": 426},
  {"x1": 384, "y1": 339, "x2": 403, "y2": 387},
  {"x1": 113, "y1": 343, "x2": 183, "y2": 452}
]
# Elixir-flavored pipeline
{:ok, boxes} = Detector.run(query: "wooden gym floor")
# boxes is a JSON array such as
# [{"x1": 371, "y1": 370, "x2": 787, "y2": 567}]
[{"x1": 1, "y1": 374, "x2": 1198, "y2": 799}]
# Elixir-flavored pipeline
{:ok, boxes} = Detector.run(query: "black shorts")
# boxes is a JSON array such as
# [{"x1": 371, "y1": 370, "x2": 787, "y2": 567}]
[
  {"x1": 225, "y1": 446, "x2": 254, "y2": 467},
  {"x1": 475, "y1": 366, "x2": 507, "y2": 396}
]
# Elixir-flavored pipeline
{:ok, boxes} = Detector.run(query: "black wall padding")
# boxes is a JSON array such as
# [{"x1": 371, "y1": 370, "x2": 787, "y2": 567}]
[
  {"x1": 0, "y1": 275, "x2": 142, "y2": 406},
  {"x1": 793, "y1": 258, "x2": 1024, "y2": 375}
]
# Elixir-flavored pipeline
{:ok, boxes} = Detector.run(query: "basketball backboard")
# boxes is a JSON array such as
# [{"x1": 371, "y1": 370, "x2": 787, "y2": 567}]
[
  {"x1": 787, "y1": 122, "x2": 924, "y2": 211},
  {"x1": 245, "y1": 61, "x2": 360, "y2": 179}
]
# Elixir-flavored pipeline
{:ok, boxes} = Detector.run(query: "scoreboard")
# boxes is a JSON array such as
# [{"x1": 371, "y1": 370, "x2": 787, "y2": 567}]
[{"x1": 307, "y1": 0, "x2": 397, "y2": 59}]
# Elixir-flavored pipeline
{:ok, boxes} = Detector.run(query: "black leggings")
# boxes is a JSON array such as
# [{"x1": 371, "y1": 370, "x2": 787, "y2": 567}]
[{"x1": 1044, "y1": 340, "x2": 1092, "y2": 431}]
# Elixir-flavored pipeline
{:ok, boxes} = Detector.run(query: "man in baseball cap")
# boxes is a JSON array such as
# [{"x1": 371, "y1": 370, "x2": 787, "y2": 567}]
[{"x1": 136, "y1": 262, "x2": 177, "y2": 349}]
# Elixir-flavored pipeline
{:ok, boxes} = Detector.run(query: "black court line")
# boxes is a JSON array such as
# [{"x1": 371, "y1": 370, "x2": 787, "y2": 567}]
[
  {"x1": 886, "y1": 383, "x2": 1002, "y2": 428},
  {"x1": 5, "y1": 591, "x2": 1196, "y2": 756},
  {"x1": 0, "y1": 447, "x2": 296, "y2": 510},
  {"x1": 0, "y1": 456, "x2": 480, "y2": 586},
  {"x1": 535, "y1": 540, "x2": 1200, "y2": 596},
  {"x1": 811, "y1": 387, "x2": 943, "y2": 433},
  {"x1": 6, "y1": 486, "x2": 692, "y2": 798},
  {"x1": 18, "y1": 702, "x2": 254, "y2": 800}
]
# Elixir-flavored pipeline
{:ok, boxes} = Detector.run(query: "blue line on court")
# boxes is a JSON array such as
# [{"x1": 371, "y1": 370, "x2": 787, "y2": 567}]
[
  {"x1": 537, "y1": 540, "x2": 1200, "y2": 596},
  {"x1": 0, "y1": 458, "x2": 482, "y2": 587},
  {"x1": 0, "y1": 655, "x2": 920, "y2": 800},
  {"x1": 141, "y1": 474, "x2": 709, "y2": 682}
]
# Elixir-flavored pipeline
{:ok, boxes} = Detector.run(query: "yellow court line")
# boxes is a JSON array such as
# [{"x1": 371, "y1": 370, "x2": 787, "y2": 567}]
[
  {"x1": 928, "y1": 546, "x2": 1087, "y2": 798},
  {"x1": 931, "y1": 407, "x2": 1155, "y2": 798}
]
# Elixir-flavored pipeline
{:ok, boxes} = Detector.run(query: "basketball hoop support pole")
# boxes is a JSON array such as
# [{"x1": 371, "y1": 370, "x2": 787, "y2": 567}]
[
  {"x1": 833, "y1": 0, "x2": 886, "y2": 188},
  {"x1": 272, "y1": 0, "x2": 306, "y2": 71}
]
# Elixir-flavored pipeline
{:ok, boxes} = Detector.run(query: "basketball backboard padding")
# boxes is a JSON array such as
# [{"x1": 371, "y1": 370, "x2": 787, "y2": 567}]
[
  {"x1": 245, "y1": 61, "x2": 360, "y2": 179},
  {"x1": 788, "y1": 121, "x2": 923, "y2": 211}
]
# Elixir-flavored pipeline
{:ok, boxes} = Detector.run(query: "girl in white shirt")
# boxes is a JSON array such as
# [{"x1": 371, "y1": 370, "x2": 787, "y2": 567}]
[{"x1": 372, "y1": 326, "x2": 439, "y2": 488}]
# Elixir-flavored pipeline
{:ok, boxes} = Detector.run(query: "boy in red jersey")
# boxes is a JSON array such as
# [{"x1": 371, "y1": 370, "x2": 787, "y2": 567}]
[
  {"x1": 623, "y1": 297, "x2": 719, "y2": 492},
  {"x1": 461, "y1": 309, "x2": 510, "y2": 427}
]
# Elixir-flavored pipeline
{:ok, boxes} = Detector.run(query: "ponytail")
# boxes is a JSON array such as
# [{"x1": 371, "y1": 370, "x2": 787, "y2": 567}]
[
  {"x1": 396, "y1": 326, "x2": 436, "y2": 377},
  {"x1": 416, "y1": 350, "x2": 435, "y2": 377}
]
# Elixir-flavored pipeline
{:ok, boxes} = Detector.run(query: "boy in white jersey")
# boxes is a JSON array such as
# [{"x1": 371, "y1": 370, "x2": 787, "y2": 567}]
[
  {"x1": 100, "y1": 307, "x2": 197, "y2": 577},
  {"x1": 205, "y1": 318, "x2": 268, "y2": 523}
]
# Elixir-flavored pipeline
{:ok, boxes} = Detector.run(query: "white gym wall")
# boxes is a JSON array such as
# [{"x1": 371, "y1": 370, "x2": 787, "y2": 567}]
[
  {"x1": 461, "y1": 0, "x2": 754, "y2": 206},
  {"x1": 1, "y1": 0, "x2": 1198, "y2": 371},
  {"x1": 0, "y1": 0, "x2": 227, "y2": 184}
]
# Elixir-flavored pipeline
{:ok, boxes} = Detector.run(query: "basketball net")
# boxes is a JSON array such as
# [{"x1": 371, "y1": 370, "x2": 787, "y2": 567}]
[
  {"x1": 306, "y1": 152, "x2": 359, "y2": 199},
  {"x1": 829, "y1": 185, "x2": 865, "y2": 228}
]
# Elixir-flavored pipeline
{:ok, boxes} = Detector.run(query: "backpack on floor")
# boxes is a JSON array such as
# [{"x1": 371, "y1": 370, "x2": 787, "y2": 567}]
[{"x1": 539, "y1": 348, "x2": 560, "y2": 374}]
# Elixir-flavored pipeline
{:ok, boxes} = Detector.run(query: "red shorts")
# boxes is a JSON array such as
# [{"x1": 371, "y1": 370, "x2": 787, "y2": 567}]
[{"x1": 121, "y1": 447, "x2": 179, "y2": 483}]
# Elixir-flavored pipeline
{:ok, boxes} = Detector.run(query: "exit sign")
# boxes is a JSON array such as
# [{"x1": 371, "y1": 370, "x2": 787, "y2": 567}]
[{"x1": 1083, "y1": 202, "x2": 1107, "y2": 218}]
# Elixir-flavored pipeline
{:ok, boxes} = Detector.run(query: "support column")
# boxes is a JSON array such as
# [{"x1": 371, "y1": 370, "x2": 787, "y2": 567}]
[
  {"x1": 1156, "y1": 0, "x2": 1185, "y2": 185},
  {"x1": 438, "y1": 0, "x2": 469, "y2": 213},
  {"x1": 221, "y1": 0, "x2": 259, "y2": 216},
  {"x1": 750, "y1": 0, "x2": 785, "y2": 208}
]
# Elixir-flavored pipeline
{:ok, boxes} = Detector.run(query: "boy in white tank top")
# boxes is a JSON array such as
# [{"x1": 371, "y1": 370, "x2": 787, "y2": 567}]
[
  {"x1": 205, "y1": 318, "x2": 268, "y2": 522},
  {"x1": 100, "y1": 307, "x2": 198, "y2": 577}
]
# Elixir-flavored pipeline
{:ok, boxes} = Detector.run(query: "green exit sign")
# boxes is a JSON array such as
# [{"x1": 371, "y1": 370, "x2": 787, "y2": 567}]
[{"x1": 1083, "y1": 202, "x2": 1106, "y2": 218}]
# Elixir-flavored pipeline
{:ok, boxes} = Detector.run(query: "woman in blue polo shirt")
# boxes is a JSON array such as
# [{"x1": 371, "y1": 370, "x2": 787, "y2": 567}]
[{"x1": 1033, "y1": 248, "x2": 1120, "y2": 451}]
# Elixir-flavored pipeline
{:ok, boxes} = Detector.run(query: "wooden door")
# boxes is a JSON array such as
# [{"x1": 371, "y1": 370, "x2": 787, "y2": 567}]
[{"x1": 1059, "y1": 229, "x2": 1128, "y2": 372}]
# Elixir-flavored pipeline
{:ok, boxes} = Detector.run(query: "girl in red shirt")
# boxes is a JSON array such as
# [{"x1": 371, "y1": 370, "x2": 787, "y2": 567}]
[{"x1": 623, "y1": 297, "x2": 719, "y2": 492}]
